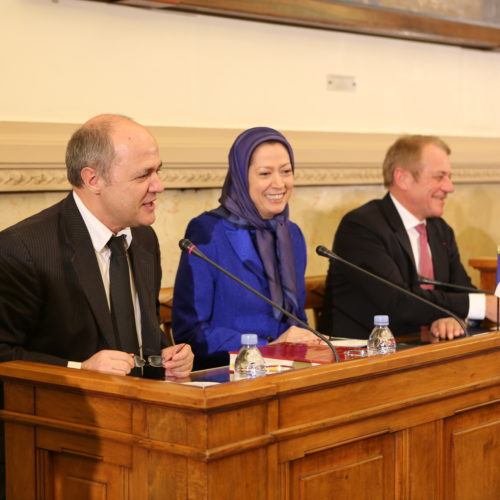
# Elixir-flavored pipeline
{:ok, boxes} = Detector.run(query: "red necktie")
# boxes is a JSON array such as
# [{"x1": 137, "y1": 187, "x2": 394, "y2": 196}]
[{"x1": 415, "y1": 223, "x2": 434, "y2": 290}]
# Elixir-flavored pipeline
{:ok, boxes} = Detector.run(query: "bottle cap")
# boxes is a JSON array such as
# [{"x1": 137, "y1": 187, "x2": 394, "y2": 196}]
[
  {"x1": 374, "y1": 315, "x2": 389, "y2": 326},
  {"x1": 241, "y1": 333, "x2": 258, "y2": 345}
]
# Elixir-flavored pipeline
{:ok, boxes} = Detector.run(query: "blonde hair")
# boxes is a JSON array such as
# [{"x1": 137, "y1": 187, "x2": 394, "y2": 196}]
[{"x1": 382, "y1": 135, "x2": 451, "y2": 188}]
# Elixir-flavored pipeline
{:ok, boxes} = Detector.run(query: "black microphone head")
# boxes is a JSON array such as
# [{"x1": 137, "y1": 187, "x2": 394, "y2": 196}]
[
  {"x1": 179, "y1": 238, "x2": 205, "y2": 258},
  {"x1": 316, "y1": 245, "x2": 330, "y2": 257},
  {"x1": 179, "y1": 238, "x2": 194, "y2": 252}
]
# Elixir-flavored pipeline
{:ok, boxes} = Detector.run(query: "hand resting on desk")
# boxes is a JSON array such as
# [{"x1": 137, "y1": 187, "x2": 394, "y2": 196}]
[
  {"x1": 80, "y1": 345, "x2": 194, "y2": 378},
  {"x1": 430, "y1": 294, "x2": 499, "y2": 340},
  {"x1": 81, "y1": 350, "x2": 135, "y2": 376},
  {"x1": 430, "y1": 317, "x2": 465, "y2": 340},
  {"x1": 271, "y1": 325, "x2": 325, "y2": 345}
]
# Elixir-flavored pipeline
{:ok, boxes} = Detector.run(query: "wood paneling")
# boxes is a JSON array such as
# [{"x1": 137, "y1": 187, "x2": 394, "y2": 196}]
[
  {"x1": 289, "y1": 434, "x2": 394, "y2": 500},
  {"x1": 444, "y1": 403, "x2": 500, "y2": 500},
  {"x1": 469, "y1": 257, "x2": 497, "y2": 292},
  {"x1": 0, "y1": 331, "x2": 499, "y2": 499},
  {"x1": 5, "y1": 423, "x2": 36, "y2": 500},
  {"x1": 51, "y1": 453, "x2": 128, "y2": 500},
  {"x1": 36, "y1": 388, "x2": 133, "y2": 433}
]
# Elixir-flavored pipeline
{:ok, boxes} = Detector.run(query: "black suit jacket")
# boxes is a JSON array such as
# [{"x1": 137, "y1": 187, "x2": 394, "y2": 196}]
[
  {"x1": 319, "y1": 193, "x2": 473, "y2": 339},
  {"x1": 0, "y1": 193, "x2": 168, "y2": 365}
]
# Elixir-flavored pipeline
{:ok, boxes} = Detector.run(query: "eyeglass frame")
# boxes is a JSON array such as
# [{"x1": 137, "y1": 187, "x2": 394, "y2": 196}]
[{"x1": 134, "y1": 354, "x2": 163, "y2": 368}]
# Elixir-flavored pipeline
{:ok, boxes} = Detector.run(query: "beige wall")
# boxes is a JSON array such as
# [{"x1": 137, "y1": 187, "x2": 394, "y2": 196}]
[
  {"x1": 0, "y1": 183, "x2": 497, "y2": 288},
  {"x1": 3, "y1": 0, "x2": 500, "y2": 136},
  {"x1": 2, "y1": 0, "x2": 500, "y2": 288}
]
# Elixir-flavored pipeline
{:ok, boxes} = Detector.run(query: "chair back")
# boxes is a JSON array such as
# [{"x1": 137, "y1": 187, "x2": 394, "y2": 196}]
[{"x1": 158, "y1": 275, "x2": 326, "y2": 342}]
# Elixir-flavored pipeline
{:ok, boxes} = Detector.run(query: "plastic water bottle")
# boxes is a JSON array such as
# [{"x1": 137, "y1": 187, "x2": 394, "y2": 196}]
[
  {"x1": 234, "y1": 334, "x2": 267, "y2": 380},
  {"x1": 367, "y1": 315, "x2": 396, "y2": 356}
]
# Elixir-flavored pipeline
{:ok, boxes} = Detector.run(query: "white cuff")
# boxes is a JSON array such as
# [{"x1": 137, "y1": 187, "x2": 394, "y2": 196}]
[
  {"x1": 467, "y1": 293, "x2": 486, "y2": 320},
  {"x1": 67, "y1": 361, "x2": 82, "y2": 369}
]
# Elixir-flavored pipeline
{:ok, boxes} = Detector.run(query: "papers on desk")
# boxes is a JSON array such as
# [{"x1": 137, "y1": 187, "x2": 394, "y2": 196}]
[
  {"x1": 181, "y1": 381, "x2": 220, "y2": 387},
  {"x1": 330, "y1": 338, "x2": 367, "y2": 347}
]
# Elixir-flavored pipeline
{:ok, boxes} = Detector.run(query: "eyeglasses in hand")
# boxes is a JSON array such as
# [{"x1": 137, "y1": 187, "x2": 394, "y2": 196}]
[{"x1": 134, "y1": 354, "x2": 163, "y2": 368}]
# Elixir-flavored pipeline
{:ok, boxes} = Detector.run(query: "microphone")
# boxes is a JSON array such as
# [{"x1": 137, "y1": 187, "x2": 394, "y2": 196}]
[
  {"x1": 179, "y1": 238, "x2": 340, "y2": 362},
  {"x1": 418, "y1": 276, "x2": 499, "y2": 331},
  {"x1": 316, "y1": 245, "x2": 469, "y2": 336},
  {"x1": 417, "y1": 276, "x2": 493, "y2": 295}
]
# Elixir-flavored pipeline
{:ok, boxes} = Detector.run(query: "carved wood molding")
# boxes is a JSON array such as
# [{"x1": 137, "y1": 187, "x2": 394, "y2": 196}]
[
  {"x1": 0, "y1": 165, "x2": 69, "y2": 192},
  {"x1": 91, "y1": 0, "x2": 500, "y2": 50},
  {"x1": 1, "y1": 121, "x2": 500, "y2": 192},
  {"x1": 1, "y1": 164, "x2": 499, "y2": 192}
]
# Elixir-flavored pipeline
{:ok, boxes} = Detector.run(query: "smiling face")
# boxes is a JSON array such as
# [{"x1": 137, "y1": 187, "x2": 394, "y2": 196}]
[
  {"x1": 247, "y1": 142, "x2": 294, "y2": 219},
  {"x1": 394, "y1": 143, "x2": 454, "y2": 220},
  {"x1": 85, "y1": 119, "x2": 164, "y2": 233}
]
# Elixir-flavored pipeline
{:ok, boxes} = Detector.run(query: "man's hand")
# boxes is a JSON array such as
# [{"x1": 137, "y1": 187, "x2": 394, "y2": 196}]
[
  {"x1": 81, "y1": 350, "x2": 135, "y2": 376},
  {"x1": 429, "y1": 317, "x2": 465, "y2": 340},
  {"x1": 161, "y1": 344, "x2": 194, "y2": 378},
  {"x1": 272, "y1": 325, "x2": 324, "y2": 345}
]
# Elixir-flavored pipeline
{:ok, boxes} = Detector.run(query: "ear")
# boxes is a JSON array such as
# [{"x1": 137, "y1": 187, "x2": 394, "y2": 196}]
[
  {"x1": 392, "y1": 167, "x2": 412, "y2": 191},
  {"x1": 80, "y1": 166, "x2": 103, "y2": 194}
]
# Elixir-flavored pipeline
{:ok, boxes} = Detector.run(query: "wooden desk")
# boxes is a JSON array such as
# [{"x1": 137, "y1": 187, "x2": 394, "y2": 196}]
[
  {"x1": 1, "y1": 333, "x2": 499, "y2": 499},
  {"x1": 469, "y1": 257, "x2": 497, "y2": 291}
]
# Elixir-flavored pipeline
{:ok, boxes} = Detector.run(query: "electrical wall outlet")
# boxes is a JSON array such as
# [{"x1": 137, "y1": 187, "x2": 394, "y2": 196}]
[{"x1": 327, "y1": 74, "x2": 356, "y2": 91}]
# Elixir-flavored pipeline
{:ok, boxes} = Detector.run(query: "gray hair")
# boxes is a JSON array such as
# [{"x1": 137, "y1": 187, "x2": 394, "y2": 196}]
[{"x1": 65, "y1": 119, "x2": 116, "y2": 187}]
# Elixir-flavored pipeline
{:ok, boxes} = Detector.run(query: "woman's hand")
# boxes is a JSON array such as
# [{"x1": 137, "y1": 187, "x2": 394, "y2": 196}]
[{"x1": 271, "y1": 325, "x2": 324, "y2": 345}]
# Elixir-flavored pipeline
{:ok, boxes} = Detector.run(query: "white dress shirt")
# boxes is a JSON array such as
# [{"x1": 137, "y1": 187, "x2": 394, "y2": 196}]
[
  {"x1": 68, "y1": 191, "x2": 143, "y2": 368},
  {"x1": 390, "y1": 194, "x2": 484, "y2": 320}
]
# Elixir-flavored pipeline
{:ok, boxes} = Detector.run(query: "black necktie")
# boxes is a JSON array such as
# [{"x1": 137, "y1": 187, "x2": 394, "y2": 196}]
[{"x1": 108, "y1": 235, "x2": 140, "y2": 355}]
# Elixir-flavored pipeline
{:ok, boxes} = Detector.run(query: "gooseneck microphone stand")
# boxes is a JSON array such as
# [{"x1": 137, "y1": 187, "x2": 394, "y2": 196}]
[
  {"x1": 179, "y1": 239, "x2": 340, "y2": 362},
  {"x1": 418, "y1": 276, "x2": 500, "y2": 332},
  {"x1": 316, "y1": 245, "x2": 469, "y2": 336}
]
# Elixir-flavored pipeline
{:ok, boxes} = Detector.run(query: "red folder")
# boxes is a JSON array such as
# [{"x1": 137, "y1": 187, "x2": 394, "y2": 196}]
[{"x1": 230, "y1": 342, "x2": 359, "y2": 370}]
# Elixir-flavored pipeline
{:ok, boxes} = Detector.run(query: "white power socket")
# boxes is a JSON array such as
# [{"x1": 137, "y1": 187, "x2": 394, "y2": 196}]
[{"x1": 326, "y1": 74, "x2": 357, "y2": 92}]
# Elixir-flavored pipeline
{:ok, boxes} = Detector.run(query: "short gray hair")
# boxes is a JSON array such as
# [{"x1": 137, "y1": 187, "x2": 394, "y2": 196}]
[{"x1": 65, "y1": 120, "x2": 116, "y2": 187}]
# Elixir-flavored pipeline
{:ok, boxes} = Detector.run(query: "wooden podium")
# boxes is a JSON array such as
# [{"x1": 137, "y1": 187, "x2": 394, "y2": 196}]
[
  {"x1": 468, "y1": 257, "x2": 497, "y2": 292},
  {"x1": 1, "y1": 332, "x2": 499, "y2": 499}
]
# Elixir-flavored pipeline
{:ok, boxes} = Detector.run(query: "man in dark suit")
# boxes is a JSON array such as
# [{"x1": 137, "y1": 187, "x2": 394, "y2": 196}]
[
  {"x1": 0, "y1": 114, "x2": 193, "y2": 375},
  {"x1": 319, "y1": 135, "x2": 497, "y2": 340},
  {"x1": 0, "y1": 115, "x2": 194, "y2": 500}
]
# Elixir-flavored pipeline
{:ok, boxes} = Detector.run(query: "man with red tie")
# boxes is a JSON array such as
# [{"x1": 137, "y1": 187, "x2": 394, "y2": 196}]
[{"x1": 319, "y1": 135, "x2": 498, "y2": 340}]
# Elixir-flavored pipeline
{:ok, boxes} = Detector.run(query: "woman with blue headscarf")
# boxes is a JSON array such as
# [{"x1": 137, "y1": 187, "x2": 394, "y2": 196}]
[{"x1": 172, "y1": 127, "x2": 319, "y2": 368}]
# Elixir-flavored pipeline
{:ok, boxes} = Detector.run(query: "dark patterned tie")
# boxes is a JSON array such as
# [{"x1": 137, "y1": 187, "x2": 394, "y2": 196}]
[{"x1": 108, "y1": 235, "x2": 140, "y2": 355}]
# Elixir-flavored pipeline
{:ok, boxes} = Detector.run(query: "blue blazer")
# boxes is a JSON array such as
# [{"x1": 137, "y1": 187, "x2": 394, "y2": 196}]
[{"x1": 172, "y1": 212, "x2": 307, "y2": 362}]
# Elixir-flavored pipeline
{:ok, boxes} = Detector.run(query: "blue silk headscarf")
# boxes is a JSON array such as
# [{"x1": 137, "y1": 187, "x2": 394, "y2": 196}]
[{"x1": 217, "y1": 127, "x2": 300, "y2": 321}]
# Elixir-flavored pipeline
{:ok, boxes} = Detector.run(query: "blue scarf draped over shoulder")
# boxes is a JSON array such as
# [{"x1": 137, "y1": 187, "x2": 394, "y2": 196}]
[{"x1": 212, "y1": 127, "x2": 300, "y2": 322}]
